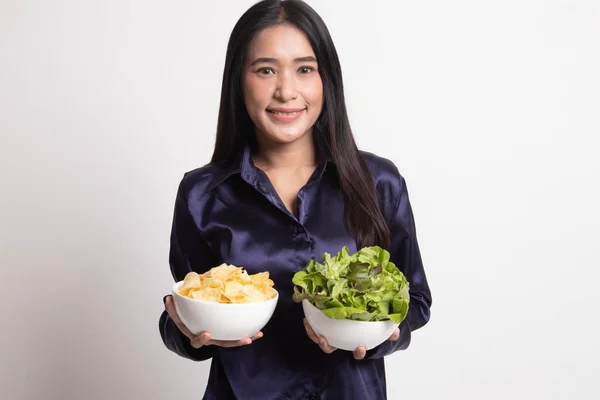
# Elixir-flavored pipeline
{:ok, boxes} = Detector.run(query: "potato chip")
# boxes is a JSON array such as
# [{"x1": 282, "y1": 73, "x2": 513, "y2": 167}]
[
  {"x1": 240, "y1": 270, "x2": 250, "y2": 281},
  {"x1": 251, "y1": 272, "x2": 270, "y2": 284},
  {"x1": 242, "y1": 284, "x2": 257, "y2": 296},
  {"x1": 182, "y1": 272, "x2": 201, "y2": 289},
  {"x1": 265, "y1": 287, "x2": 277, "y2": 298},
  {"x1": 191, "y1": 287, "x2": 221, "y2": 302},
  {"x1": 203, "y1": 277, "x2": 223, "y2": 288},
  {"x1": 219, "y1": 294, "x2": 232, "y2": 303},
  {"x1": 210, "y1": 263, "x2": 239, "y2": 281},
  {"x1": 176, "y1": 264, "x2": 277, "y2": 304},
  {"x1": 239, "y1": 285, "x2": 263, "y2": 303},
  {"x1": 224, "y1": 281, "x2": 243, "y2": 297}
]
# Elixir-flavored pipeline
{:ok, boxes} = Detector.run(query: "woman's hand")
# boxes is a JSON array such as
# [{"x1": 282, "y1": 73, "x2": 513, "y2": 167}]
[
  {"x1": 164, "y1": 295, "x2": 263, "y2": 348},
  {"x1": 303, "y1": 318, "x2": 400, "y2": 360}
]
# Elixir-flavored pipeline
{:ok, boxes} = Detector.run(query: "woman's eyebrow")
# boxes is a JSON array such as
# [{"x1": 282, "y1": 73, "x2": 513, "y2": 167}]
[{"x1": 249, "y1": 56, "x2": 317, "y2": 66}]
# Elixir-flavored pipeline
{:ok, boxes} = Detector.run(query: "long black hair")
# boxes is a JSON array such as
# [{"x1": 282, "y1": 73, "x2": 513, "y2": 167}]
[{"x1": 211, "y1": 0, "x2": 391, "y2": 249}]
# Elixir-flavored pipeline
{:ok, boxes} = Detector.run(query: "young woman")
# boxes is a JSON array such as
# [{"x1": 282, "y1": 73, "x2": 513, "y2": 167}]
[{"x1": 159, "y1": 1, "x2": 432, "y2": 398}]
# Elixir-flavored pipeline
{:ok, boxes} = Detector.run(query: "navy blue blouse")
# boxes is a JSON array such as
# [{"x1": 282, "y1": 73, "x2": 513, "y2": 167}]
[{"x1": 159, "y1": 145, "x2": 432, "y2": 400}]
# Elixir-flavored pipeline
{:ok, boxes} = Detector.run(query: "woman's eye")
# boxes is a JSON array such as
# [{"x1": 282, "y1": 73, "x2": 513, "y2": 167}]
[
  {"x1": 257, "y1": 67, "x2": 275, "y2": 75},
  {"x1": 299, "y1": 66, "x2": 314, "y2": 74}
]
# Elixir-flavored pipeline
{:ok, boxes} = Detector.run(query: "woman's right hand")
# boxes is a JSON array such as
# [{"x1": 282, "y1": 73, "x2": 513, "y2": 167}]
[{"x1": 164, "y1": 295, "x2": 263, "y2": 348}]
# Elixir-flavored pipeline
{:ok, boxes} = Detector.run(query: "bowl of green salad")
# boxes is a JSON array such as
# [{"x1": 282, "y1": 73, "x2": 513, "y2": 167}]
[{"x1": 292, "y1": 246, "x2": 410, "y2": 351}]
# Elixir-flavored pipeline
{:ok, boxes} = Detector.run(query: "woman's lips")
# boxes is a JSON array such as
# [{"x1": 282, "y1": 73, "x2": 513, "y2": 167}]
[{"x1": 266, "y1": 108, "x2": 306, "y2": 123}]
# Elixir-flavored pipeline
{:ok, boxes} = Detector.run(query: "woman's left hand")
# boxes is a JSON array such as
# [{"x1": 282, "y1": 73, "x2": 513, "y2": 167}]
[{"x1": 303, "y1": 318, "x2": 400, "y2": 360}]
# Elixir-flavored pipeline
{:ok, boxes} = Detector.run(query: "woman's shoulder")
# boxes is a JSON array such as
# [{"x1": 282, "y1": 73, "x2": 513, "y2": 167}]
[
  {"x1": 359, "y1": 151, "x2": 408, "y2": 218},
  {"x1": 359, "y1": 150, "x2": 405, "y2": 188},
  {"x1": 176, "y1": 160, "x2": 237, "y2": 201}
]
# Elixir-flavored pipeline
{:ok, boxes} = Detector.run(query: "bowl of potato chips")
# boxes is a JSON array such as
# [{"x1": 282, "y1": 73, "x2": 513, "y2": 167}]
[{"x1": 172, "y1": 263, "x2": 279, "y2": 341}]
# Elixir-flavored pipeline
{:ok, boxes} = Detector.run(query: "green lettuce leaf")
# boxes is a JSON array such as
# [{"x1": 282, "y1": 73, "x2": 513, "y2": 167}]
[{"x1": 292, "y1": 246, "x2": 410, "y2": 323}]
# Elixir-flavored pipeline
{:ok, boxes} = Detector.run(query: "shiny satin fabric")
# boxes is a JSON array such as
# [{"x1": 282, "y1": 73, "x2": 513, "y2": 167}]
[{"x1": 159, "y1": 146, "x2": 432, "y2": 400}]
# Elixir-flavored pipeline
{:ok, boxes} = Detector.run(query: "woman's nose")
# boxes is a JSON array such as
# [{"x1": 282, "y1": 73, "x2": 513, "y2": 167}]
[{"x1": 274, "y1": 73, "x2": 298, "y2": 102}]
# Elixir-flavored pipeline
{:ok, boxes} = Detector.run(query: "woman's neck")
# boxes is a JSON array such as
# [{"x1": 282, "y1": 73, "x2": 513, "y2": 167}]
[{"x1": 253, "y1": 133, "x2": 317, "y2": 172}]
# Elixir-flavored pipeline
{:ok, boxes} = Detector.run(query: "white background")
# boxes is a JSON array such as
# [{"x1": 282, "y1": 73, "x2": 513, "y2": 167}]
[{"x1": 1, "y1": 1, "x2": 599, "y2": 399}]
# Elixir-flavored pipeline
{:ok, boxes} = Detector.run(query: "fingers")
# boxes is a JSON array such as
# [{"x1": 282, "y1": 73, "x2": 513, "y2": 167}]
[
  {"x1": 304, "y1": 318, "x2": 336, "y2": 354},
  {"x1": 208, "y1": 330, "x2": 264, "y2": 347},
  {"x1": 303, "y1": 318, "x2": 320, "y2": 344},
  {"x1": 209, "y1": 337, "x2": 252, "y2": 347},
  {"x1": 164, "y1": 295, "x2": 195, "y2": 339},
  {"x1": 352, "y1": 328, "x2": 399, "y2": 360},
  {"x1": 191, "y1": 332, "x2": 262, "y2": 349},
  {"x1": 317, "y1": 337, "x2": 337, "y2": 354},
  {"x1": 190, "y1": 332, "x2": 211, "y2": 348},
  {"x1": 353, "y1": 346, "x2": 367, "y2": 360}
]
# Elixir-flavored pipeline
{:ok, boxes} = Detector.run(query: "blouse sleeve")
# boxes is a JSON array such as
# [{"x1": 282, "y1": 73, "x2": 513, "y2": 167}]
[
  {"x1": 366, "y1": 175, "x2": 432, "y2": 360},
  {"x1": 158, "y1": 179, "x2": 218, "y2": 362}
]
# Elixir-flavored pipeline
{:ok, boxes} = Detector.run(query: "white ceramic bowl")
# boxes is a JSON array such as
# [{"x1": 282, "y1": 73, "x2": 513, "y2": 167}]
[
  {"x1": 302, "y1": 299, "x2": 398, "y2": 351},
  {"x1": 172, "y1": 281, "x2": 279, "y2": 341}
]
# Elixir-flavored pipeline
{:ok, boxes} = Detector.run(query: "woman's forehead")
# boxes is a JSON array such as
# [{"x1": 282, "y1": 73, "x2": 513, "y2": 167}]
[{"x1": 246, "y1": 25, "x2": 316, "y2": 62}]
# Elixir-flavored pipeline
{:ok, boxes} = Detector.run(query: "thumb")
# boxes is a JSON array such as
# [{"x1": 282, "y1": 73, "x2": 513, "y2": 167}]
[
  {"x1": 190, "y1": 332, "x2": 211, "y2": 349},
  {"x1": 353, "y1": 346, "x2": 366, "y2": 360}
]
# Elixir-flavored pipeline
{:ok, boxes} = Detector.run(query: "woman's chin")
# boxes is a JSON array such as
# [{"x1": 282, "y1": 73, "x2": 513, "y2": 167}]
[{"x1": 261, "y1": 127, "x2": 311, "y2": 145}]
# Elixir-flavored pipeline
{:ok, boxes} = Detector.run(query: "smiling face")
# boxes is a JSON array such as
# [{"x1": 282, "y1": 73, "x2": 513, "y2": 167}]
[{"x1": 242, "y1": 24, "x2": 324, "y2": 146}]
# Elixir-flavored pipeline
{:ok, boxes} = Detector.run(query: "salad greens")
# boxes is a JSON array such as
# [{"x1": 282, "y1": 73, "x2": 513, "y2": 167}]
[{"x1": 292, "y1": 246, "x2": 410, "y2": 324}]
